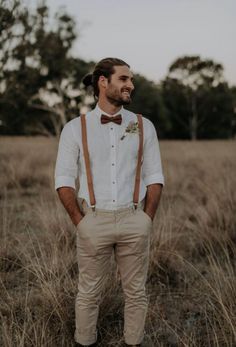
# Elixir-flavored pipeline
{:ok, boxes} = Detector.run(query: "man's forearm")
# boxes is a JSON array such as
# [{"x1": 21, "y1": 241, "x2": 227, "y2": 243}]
[
  {"x1": 144, "y1": 183, "x2": 163, "y2": 220},
  {"x1": 57, "y1": 187, "x2": 83, "y2": 226}
]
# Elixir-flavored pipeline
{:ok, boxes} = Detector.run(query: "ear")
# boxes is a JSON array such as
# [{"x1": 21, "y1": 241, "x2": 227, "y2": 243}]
[{"x1": 98, "y1": 75, "x2": 108, "y2": 89}]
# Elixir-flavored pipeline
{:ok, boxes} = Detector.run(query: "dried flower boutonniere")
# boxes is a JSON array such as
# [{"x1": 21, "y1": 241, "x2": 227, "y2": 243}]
[{"x1": 120, "y1": 121, "x2": 139, "y2": 140}]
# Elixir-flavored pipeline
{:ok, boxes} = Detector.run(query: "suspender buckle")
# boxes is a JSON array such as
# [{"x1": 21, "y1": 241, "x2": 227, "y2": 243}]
[
  {"x1": 133, "y1": 202, "x2": 138, "y2": 210},
  {"x1": 91, "y1": 205, "x2": 96, "y2": 212}
]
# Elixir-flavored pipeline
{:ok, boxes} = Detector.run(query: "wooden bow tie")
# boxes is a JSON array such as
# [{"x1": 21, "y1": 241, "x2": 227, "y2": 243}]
[{"x1": 101, "y1": 114, "x2": 122, "y2": 125}]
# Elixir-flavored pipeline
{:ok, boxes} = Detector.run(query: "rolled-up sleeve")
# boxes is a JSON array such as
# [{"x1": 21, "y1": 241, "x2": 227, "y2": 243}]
[
  {"x1": 142, "y1": 118, "x2": 164, "y2": 186},
  {"x1": 54, "y1": 121, "x2": 79, "y2": 190}
]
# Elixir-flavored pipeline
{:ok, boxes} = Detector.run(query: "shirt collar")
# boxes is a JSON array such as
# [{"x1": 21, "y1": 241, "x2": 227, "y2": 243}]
[{"x1": 95, "y1": 104, "x2": 124, "y2": 118}]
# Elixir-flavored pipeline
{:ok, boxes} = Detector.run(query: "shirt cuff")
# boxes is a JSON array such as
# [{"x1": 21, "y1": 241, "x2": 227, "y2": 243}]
[
  {"x1": 55, "y1": 176, "x2": 76, "y2": 190},
  {"x1": 143, "y1": 173, "x2": 165, "y2": 186}
]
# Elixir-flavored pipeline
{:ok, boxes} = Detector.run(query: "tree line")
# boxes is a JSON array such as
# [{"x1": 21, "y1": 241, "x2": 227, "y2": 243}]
[{"x1": 0, "y1": 1, "x2": 235, "y2": 139}]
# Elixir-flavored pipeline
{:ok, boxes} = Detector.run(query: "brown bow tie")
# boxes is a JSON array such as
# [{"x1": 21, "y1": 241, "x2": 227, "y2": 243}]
[{"x1": 101, "y1": 114, "x2": 122, "y2": 125}]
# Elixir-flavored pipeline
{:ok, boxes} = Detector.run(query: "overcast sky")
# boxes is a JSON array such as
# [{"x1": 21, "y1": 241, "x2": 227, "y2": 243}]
[{"x1": 32, "y1": 0, "x2": 236, "y2": 85}]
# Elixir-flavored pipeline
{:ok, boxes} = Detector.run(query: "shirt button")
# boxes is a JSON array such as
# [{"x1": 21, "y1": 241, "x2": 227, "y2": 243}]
[
  {"x1": 112, "y1": 145, "x2": 114, "y2": 148},
  {"x1": 113, "y1": 200, "x2": 115, "y2": 202},
  {"x1": 112, "y1": 181, "x2": 115, "y2": 184},
  {"x1": 111, "y1": 127, "x2": 113, "y2": 130},
  {"x1": 112, "y1": 163, "x2": 115, "y2": 166}
]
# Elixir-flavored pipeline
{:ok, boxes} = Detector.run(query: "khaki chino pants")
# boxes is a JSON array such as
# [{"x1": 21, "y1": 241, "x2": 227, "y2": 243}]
[{"x1": 75, "y1": 200, "x2": 152, "y2": 346}]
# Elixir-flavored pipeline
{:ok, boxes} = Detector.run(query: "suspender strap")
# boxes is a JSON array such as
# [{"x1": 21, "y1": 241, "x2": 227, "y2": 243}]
[
  {"x1": 80, "y1": 114, "x2": 96, "y2": 210},
  {"x1": 133, "y1": 114, "x2": 144, "y2": 208},
  {"x1": 81, "y1": 113, "x2": 143, "y2": 210}
]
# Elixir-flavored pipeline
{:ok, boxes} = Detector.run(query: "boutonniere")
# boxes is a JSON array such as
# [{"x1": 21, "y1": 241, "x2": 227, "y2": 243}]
[{"x1": 120, "y1": 121, "x2": 139, "y2": 140}]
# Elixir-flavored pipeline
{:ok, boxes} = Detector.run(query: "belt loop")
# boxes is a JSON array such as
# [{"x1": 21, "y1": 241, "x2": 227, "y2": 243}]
[
  {"x1": 91, "y1": 204, "x2": 96, "y2": 216},
  {"x1": 133, "y1": 202, "x2": 138, "y2": 213}
]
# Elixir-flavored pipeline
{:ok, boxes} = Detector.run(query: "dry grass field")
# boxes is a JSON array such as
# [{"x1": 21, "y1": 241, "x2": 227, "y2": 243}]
[{"x1": 0, "y1": 137, "x2": 236, "y2": 347}]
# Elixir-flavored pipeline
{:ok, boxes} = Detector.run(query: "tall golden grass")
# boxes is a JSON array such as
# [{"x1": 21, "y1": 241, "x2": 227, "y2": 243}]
[{"x1": 0, "y1": 137, "x2": 235, "y2": 347}]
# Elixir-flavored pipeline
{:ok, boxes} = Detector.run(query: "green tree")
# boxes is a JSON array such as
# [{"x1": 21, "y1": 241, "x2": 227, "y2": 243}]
[
  {"x1": 230, "y1": 86, "x2": 236, "y2": 138},
  {"x1": 162, "y1": 56, "x2": 234, "y2": 139},
  {"x1": 127, "y1": 74, "x2": 168, "y2": 138},
  {"x1": 0, "y1": 1, "x2": 92, "y2": 135}
]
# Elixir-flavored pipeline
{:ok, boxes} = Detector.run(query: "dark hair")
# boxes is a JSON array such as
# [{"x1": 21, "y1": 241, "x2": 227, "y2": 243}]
[{"x1": 82, "y1": 57, "x2": 130, "y2": 98}]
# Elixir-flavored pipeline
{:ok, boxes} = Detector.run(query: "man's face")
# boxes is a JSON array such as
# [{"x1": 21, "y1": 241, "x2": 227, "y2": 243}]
[{"x1": 105, "y1": 65, "x2": 134, "y2": 106}]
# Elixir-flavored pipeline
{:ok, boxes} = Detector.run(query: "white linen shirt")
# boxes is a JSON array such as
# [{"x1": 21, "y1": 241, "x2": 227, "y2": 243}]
[{"x1": 55, "y1": 105, "x2": 164, "y2": 210}]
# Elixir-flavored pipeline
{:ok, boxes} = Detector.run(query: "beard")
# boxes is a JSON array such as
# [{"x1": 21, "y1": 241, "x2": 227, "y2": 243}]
[
  {"x1": 106, "y1": 87, "x2": 132, "y2": 106},
  {"x1": 107, "y1": 96, "x2": 131, "y2": 106}
]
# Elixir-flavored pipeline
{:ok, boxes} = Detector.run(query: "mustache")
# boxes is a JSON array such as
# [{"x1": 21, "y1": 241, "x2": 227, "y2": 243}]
[{"x1": 121, "y1": 88, "x2": 132, "y2": 93}]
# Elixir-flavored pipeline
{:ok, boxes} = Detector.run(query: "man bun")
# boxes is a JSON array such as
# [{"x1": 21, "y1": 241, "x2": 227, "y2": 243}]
[{"x1": 82, "y1": 73, "x2": 93, "y2": 87}]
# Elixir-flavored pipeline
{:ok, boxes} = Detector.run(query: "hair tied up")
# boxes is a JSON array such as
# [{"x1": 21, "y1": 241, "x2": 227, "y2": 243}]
[
  {"x1": 82, "y1": 58, "x2": 129, "y2": 98},
  {"x1": 82, "y1": 73, "x2": 93, "y2": 87}
]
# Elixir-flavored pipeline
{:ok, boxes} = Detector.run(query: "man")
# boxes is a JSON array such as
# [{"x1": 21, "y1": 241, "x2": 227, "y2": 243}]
[{"x1": 55, "y1": 58, "x2": 164, "y2": 347}]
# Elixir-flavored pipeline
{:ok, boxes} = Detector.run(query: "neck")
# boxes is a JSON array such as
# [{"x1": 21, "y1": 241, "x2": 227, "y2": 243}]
[{"x1": 97, "y1": 100, "x2": 122, "y2": 115}]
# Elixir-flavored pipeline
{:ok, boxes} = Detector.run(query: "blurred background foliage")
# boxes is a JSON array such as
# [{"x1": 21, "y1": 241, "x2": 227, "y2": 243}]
[{"x1": 0, "y1": 0, "x2": 236, "y2": 139}]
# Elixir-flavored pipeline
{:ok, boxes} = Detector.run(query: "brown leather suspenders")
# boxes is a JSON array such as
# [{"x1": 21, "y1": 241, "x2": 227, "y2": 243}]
[
  {"x1": 81, "y1": 114, "x2": 96, "y2": 210},
  {"x1": 80, "y1": 114, "x2": 144, "y2": 210},
  {"x1": 133, "y1": 114, "x2": 144, "y2": 208}
]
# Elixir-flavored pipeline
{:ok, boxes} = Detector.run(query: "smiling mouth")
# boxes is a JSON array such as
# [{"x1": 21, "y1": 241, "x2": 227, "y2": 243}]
[{"x1": 122, "y1": 90, "x2": 131, "y2": 97}]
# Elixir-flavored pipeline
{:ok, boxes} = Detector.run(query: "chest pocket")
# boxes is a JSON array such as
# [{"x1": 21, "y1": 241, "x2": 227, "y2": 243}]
[{"x1": 118, "y1": 132, "x2": 139, "y2": 160}]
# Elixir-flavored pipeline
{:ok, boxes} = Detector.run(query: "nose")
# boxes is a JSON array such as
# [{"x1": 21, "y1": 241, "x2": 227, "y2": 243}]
[{"x1": 127, "y1": 79, "x2": 134, "y2": 90}]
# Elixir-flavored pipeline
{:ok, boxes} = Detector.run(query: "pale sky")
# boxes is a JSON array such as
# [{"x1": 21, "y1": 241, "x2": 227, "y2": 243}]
[{"x1": 32, "y1": 0, "x2": 236, "y2": 85}]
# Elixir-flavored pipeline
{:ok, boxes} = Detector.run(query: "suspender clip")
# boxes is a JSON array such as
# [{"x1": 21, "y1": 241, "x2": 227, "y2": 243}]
[
  {"x1": 91, "y1": 205, "x2": 96, "y2": 212},
  {"x1": 133, "y1": 203, "x2": 138, "y2": 210}
]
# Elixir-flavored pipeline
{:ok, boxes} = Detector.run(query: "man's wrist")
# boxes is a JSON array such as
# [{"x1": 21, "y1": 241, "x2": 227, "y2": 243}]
[
  {"x1": 73, "y1": 211, "x2": 84, "y2": 226},
  {"x1": 144, "y1": 210, "x2": 154, "y2": 220}
]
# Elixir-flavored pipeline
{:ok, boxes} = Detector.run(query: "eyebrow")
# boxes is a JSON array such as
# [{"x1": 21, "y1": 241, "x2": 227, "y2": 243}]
[{"x1": 119, "y1": 75, "x2": 134, "y2": 81}]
